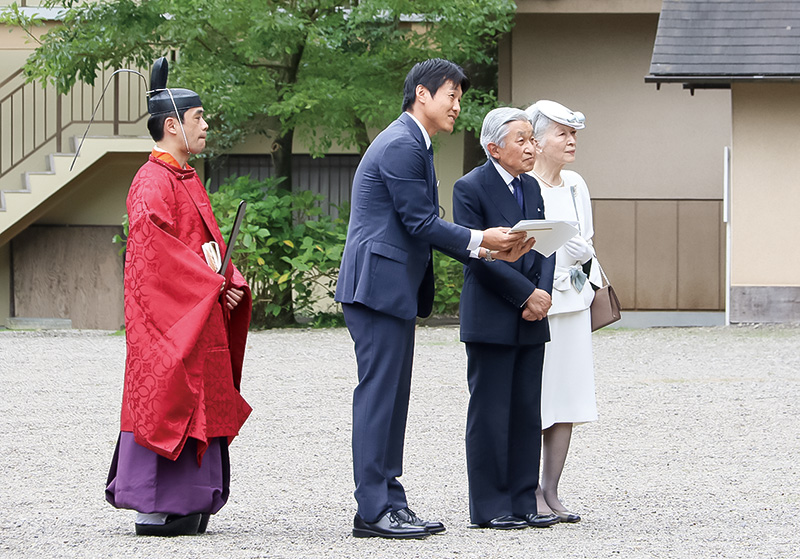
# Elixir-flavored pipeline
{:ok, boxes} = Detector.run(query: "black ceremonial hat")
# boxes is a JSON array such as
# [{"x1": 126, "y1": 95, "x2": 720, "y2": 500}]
[{"x1": 147, "y1": 57, "x2": 202, "y2": 116}]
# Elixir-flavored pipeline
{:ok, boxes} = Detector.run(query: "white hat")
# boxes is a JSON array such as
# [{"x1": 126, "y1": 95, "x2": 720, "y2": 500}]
[{"x1": 529, "y1": 100, "x2": 585, "y2": 130}]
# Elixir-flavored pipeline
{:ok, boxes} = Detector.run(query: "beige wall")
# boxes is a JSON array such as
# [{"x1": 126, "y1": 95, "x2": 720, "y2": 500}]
[
  {"x1": 0, "y1": 242, "x2": 9, "y2": 326},
  {"x1": 505, "y1": 13, "x2": 731, "y2": 200},
  {"x1": 37, "y1": 152, "x2": 145, "y2": 226},
  {"x1": 730, "y1": 83, "x2": 800, "y2": 287},
  {"x1": 433, "y1": 131, "x2": 465, "y2": 222},
  {"x1": 12, "y1": 225, "x2": 124, "y2": 330},
  {"x1": 516, "y1": 0, "x2": 660, "y2": 13},
  {"x1": 0, "y1": 20, "x2": 55, "y2": 76},
  {"x1": 728, "y1": 82, "x2": 800, "y2": 322},
  {"x1": 593, "y1": 198, "x2": 724, "y2": 311},
  {"x1": 1, "y1": 153, "x2": 143, "y2": 327},
  {"x1": 500, "y1": 12, "x2": 731, "y2": 312}
]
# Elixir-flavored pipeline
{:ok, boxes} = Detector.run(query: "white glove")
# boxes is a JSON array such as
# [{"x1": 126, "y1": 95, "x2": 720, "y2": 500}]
[{"x1": 563, "y1": 236, "x2": 593, "y2": 264}]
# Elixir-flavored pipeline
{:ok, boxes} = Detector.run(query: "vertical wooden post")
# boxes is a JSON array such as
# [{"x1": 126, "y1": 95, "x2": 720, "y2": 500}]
[
  {"x1": 56, "y1": 94, "x2": 62, "y2": 153},
  {"x1": 113, "y1": 72, "x2": 120, "y2": 136}
]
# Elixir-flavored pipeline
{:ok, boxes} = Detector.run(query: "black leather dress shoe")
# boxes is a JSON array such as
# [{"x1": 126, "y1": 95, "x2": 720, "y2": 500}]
[
  {"x1": 471, "y1": 515, "x2": 528, "y2": 530},
  {"x1": 524, "y1": 513, "x2": 560, "y2": 528},
  {"x1": 135, "y1": 513, "x2": 202, "y2": 536},
  {"x1": 352, "y1": 512, "x2": 430, "y2": 539},
  {"x1": 394, "y1": 507, "x2": 446, "y2": 534}
]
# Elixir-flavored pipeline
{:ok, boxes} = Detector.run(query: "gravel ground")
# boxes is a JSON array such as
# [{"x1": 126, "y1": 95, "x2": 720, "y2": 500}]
[{"x1": 1, "y1": 324, "x2": 799, "y2": 558}]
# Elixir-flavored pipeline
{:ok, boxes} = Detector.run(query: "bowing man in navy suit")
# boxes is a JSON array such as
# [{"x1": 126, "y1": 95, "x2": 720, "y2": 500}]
[
  {"x1": 335, "y1": 60, "x2": 534, "y2": 539},
  {"x1": 452, "y1": 107, "x2": 558, "y2": 530}
]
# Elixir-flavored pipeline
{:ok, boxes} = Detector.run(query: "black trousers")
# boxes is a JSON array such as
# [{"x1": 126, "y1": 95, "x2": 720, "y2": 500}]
[
  {"x1": 343, "y1": 302, "x2": 416, "y2": 522},
  {"x1": 464, "y1": 342, "x2": 545, "y2": 524}
]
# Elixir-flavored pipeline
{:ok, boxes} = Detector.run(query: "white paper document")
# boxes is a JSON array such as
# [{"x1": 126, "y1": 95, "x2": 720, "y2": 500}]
[
  {"x1": 202, "y1": 241, "x2": 222, "y2": 272},
  {"x1": 509, "y1": 219, "x2": 579, "y2": 257}
]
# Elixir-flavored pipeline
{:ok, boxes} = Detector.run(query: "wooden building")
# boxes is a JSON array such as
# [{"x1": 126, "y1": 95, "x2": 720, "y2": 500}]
[{"x1": 646, "y1": 0, "x2": 800, "y2": 322}]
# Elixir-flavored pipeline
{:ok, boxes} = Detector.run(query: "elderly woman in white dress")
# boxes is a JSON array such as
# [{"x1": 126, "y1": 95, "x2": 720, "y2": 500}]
[{"x1": 525, "y1": 100, "x2": 598, "y2": 523}]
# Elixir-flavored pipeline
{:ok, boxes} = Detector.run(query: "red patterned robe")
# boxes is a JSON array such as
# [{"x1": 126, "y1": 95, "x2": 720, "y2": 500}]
[{"x1": 121, "y1": 151, "x2": 252, "y2": 463}]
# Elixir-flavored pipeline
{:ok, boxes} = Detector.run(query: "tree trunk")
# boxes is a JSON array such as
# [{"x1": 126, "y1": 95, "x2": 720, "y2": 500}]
[
  {"x1": 271, "y1": 128, "x2": 294, "y2": 191},
  {"x1": 261, "y1": 39, "x2": 308, "y2": 327},
  {"x1": 355, "y1": 117, "x2": 370, "y2": 158}
]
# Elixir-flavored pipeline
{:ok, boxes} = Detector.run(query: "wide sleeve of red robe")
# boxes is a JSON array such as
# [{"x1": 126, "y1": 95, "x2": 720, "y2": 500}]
[{"x1": 120, "y1": 155, "x2": 252, "y2": 463}]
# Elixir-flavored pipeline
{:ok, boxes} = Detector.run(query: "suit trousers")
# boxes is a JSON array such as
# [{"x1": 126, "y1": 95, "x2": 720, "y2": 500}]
[
  {"x1": 465, "y1": 342, "x2": 545, "y2": 524},
  {"x1": 342, "y1": 302, "x2": 416, "y2": 522}
]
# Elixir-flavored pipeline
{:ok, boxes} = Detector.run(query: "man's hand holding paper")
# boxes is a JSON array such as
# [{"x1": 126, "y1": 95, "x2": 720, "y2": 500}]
[
  {"x1": 481, "y1": 226, "x2": 527, "y2": 250},
  {"x1": 493, "y1": 235, "x2": 536, "y2": 262},
  {"x1": 480, "y1": 227, "x2": 536, "y2": 262}
]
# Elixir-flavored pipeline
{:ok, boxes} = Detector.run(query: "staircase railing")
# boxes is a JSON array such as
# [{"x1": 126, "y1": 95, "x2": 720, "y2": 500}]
[{"x1": 0, "y1": 65, "x2": 148, "y2": 182}]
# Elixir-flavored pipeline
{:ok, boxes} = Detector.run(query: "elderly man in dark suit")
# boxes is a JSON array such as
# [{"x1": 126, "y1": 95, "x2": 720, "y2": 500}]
[
  {"x1": 335, "y1": 60, "x2": 533, "y2": 539},
  {"x1": 452, "y1": 107, "x2": 558, "y2": 530}
]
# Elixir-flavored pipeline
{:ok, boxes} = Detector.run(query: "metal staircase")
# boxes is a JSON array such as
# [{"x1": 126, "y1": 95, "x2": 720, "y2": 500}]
[{"x1": 0, "y1": 66, "x2": 151, "y2": 247}]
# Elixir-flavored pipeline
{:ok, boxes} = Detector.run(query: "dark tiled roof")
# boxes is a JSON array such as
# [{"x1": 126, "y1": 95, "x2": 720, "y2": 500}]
[{"x1": 647, "y1": 0, "x2": 800, "y2": 82}]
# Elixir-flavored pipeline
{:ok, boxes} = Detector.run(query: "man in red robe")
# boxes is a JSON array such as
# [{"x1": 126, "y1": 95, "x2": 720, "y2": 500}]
[{"x1": 105, "y1": 58, "x2": 252, "y2": 537}]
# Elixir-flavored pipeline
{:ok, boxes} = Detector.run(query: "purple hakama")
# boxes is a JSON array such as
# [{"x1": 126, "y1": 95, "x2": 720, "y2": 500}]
[{"x1": 106, "y1": 432, "x2": 230, "y2": 516}]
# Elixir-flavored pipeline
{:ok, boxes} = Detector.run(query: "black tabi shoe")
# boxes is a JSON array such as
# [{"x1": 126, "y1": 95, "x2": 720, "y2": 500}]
[
  {"x1": 352, "y1": 511, "x2": 430, "y2": 539},
  {"x1": 394, "y1": 507, "x2": 446, "y2": 534},
  {"x1": 524, "y1": 513, "x2": 560, "y2": 528},
  {"x1": 135, "y1": 513, "x2": 203, "y2": 537},
  {"x1": 198, "y1": 513, "x2": 211, "y2": 534},
  {"x1": 470, "y1": 515, "x2": 528, "y2": 530}
]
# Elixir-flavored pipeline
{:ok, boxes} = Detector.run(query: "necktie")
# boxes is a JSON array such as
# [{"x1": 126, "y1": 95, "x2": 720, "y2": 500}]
[{"x1": 511, "y1": 176, "x2": 524, "y2": 210}]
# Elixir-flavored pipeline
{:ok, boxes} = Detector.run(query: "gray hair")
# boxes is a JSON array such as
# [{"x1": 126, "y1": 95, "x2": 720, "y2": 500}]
[
  {"x1": 525, "y1": 105, "x2": 556, "y2": 146},
  {"x1": 480, "y1": 107, "x2": 532, "y2": 159}
]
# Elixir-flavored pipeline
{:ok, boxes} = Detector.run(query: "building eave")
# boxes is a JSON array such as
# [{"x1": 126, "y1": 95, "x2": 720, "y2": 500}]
[{"x1": 646, "y1": 74, "x2": 800, "y2": 89}]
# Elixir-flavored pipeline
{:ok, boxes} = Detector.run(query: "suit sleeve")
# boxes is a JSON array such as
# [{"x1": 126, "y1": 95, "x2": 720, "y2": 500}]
[
  {"x1": 533, "y1": 190, "x2": 555, "y2": 294},
  {"x1": 380, "y1": 138, "x2": 471, "y2": 255},
  {"x1": 452, "y1": 177, "x2": 537, "y2": 308}
]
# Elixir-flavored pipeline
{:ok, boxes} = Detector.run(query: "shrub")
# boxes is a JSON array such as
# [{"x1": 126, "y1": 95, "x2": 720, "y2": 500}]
[
  {"x1": 116, "y1": 173, "x2": 466, "y2": 328},
  {"x1": 430, "y1": 250, "x2": 464, "y2": 317},
  {"x1": 210, "y1": 175, "x2": 348, "y2": 328}
]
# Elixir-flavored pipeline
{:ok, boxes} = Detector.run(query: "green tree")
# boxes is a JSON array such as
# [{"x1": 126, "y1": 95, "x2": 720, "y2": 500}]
[
  {"x1": 4, "y1": 0, "x2": 515, "y2": 187},
  {"x1": 4, "y1": 0, "x2": 515, "y2": 325}
]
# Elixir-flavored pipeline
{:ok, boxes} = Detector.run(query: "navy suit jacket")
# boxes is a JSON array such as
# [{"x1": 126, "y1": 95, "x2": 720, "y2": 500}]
[
  {"x1": 335, "y1": 112, "x2": 472, "y2": 320},
  {"x1": 453, "y1": 161, "x2": 555, "y2": 346}
]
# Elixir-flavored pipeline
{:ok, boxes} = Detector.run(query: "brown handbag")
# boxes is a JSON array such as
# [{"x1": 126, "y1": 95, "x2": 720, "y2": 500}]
[
  {"x1": 590, "y1": 260, "x2": 621, "y2": 331},
  {"x1": 568, "y1": 183, "x2": 621, "y2": 331}
]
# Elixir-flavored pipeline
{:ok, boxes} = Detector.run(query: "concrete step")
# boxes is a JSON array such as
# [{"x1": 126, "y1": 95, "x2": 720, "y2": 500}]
[{"x1": 0, "y1": 135, "x2": 151, "y2": 247}]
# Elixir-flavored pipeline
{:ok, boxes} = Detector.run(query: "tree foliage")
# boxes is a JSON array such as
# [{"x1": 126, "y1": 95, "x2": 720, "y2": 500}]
[
  {"x1": 5, "y1": 0, "x2": 516, "y2": 183},
  {"x1": 4, "y1": 0, "x2": 516, "y2": 326},
  {"x1": 210, "y1": 175, "x2": 349, "y2": 328}
]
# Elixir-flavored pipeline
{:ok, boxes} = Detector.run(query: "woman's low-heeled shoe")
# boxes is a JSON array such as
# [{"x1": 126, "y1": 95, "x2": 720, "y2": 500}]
[
  {"x1": 135, "y1": 513, "x2": 202, "y2": 536},
  {"x1": 554, "y1": 510, "x2": 581, "y2": 523}
]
